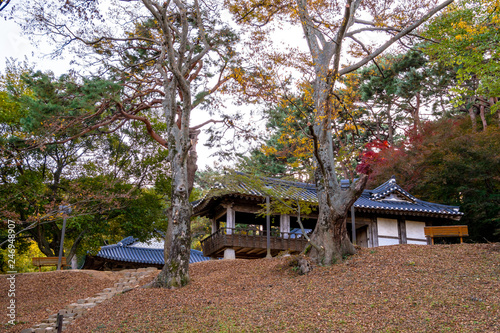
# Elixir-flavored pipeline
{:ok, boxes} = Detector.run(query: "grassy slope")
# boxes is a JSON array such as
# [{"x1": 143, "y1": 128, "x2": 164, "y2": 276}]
[{"x1": 65, "y1": 244, "x2": 500, "y2": 333}]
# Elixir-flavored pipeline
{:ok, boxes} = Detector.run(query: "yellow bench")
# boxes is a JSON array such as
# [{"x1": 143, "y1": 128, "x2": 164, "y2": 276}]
[
  {"x1": 32, "y1": 257, "x2": 70, "y2": 271},
  {"x1": 424, "y1": 226, "x2": 469, "y2": 245}
]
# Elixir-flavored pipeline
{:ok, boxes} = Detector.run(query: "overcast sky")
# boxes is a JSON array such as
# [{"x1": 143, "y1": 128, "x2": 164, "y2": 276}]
[
  {"x1": 0, "y1": 17, "x2": 240, "y2": 169},
  {"x1": 1, "y1": 19, "x2": 72, "y2": 75},
  {"x1": 0, "y1": 7, "x2": 309, "y2": 171}
]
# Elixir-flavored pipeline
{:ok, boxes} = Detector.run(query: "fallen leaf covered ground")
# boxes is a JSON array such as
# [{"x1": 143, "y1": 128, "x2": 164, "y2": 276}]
[
  {"x1": 3, "y1": 244, "x2": 500, "y2": 332},
  {"x1": 0, "y1": 270, "x2": 118, "y2": 332}
]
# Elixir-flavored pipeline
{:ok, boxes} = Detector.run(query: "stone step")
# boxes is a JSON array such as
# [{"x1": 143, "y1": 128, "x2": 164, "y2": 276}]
[{"x1": 23, "y1": 269, "x2": 158, "y2": 332}]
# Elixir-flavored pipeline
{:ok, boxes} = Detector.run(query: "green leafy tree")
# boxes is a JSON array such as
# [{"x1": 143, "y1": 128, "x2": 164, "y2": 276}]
[
  {"x1": 0, "y1": 66, "x2": 169, "y2": 266},
  {"x1": 357, "y1": 49, "x2": 458, "y2": 143},
  {"x1": 423, "y1": 0, "x2": 500, "y2": 130},
  {"x1": 238, "y1": 96, "x2": 315, "y2": 181},
  {"x1": 227, "y1": 0, "x2": 454, "y2": 264},
  {"x1": 12, "y1": 0, "x2": 240, "y2": 288}
]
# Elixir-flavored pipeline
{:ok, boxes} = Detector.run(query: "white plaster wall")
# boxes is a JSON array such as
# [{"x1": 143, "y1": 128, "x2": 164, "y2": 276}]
[
  {"x1": 407, "y1": 239, "x2": 428, "y2": 245},
  {"x1": 406, "y1": 221, "x2": 426, "y2": 240},
  {"x1": 378, "y1": 237, "x2": 400, "y2": 246},
  {"x1": 377, "y1": 218, "x2": 399, "y2": 237}
]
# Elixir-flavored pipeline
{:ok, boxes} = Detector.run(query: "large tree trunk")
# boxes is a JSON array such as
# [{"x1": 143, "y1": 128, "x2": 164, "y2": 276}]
[
  {"x1": 149, "y1": 73, "x2": 200, "y2": 288},
  {"x1": 308, "y1": 154, "x2": 366, "y2": 265},
  {"x1": 479, "y1": 104, "x2": 487, "y2": 131},
  {"x1": 469, "y1": 104, "x2": 477, "y2": 132},
  {"x1": 151, "y1": 154, "x2": 192, "y2": 288},
  {"x1": 309, "y1": 214, "x2": 355, "y2": 264}
]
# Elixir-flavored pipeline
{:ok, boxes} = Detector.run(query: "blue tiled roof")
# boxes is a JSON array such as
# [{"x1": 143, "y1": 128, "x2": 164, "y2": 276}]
[
  {"x1": 96, "y1": 237, "x2": 211, "y2": 265},
  {"x1": 193, "y1": 175, "x2": 463, "y2": 218}
]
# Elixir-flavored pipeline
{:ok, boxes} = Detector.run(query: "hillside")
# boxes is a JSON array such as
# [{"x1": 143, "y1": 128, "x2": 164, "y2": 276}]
[
  {"x1": 3, "y1": 244, "x2": 500, "y2": 332},
  {"x1": 0, "y1": 270, "x2": 118, "y2": 332}
]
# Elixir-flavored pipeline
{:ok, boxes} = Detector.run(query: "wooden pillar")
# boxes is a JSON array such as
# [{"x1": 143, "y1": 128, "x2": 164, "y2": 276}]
[
  {"x1": 351, "y1": 206, "x2": 356, "y2": 245},
  {"x1": 398, "y1": 218, "x2": 407, "y2": 244},
  {"x1": 224, "y1": 204, "x2": 235, "y2": 235},
  {"x1": 266, "y1": 196, "x2": 271, "y2": 258},
  {"x1": 211, "y1": 218, "x2": 218, "y2": 234},
  {"x1": 425, "y1": 221, "x2": 432, "y2": 245},
  {"x1": 370, "y1": 217, "x2": 379, "y2": 248},
  {"x1": 280, "y1": 214, "x2": 290, "y2": 239}
]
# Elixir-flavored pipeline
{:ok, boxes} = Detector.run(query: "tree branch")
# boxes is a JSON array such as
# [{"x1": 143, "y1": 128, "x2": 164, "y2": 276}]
[
  {"x1": 116, "y1": 102, "x2": 168, "y2": 148},
  {"x1": 190, "y1": 119, "x2": 225, "y2": 131},
  {"x1": 339, "y1": 0, "x2": 454, "y2": 76}
]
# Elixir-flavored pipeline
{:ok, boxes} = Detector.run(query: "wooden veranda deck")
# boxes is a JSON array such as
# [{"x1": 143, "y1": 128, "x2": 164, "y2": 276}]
[{"x1": 200, "y1": 228, "x2": 310, "y2": 259}]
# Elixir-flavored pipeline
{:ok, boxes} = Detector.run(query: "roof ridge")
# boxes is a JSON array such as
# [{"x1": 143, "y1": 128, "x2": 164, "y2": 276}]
[{"x1": 235, "y1": 172, "x2": 316, "y2": 189}]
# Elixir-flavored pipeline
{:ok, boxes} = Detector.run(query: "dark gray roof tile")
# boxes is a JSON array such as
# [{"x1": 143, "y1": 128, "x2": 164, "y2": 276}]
[
  {"x1": 193, "y1": 175, "x2": 463, "y2": 218},
  {"x1": 96, "y1": 238, "x2": 211, "y2": 265}
]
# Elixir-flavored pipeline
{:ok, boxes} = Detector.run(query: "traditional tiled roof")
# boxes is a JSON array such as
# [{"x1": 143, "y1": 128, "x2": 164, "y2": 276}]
[
  {"x1": 193, "y1": 175, "x2": 463, "y2": 219},
  {"x1": 192, "y1": 174, "x2": 317, "y2": 213},
  {"x1": 95, "y1": 237, "x2": 211, "y2": 265},
  {"x1": 370, "y1": 176, "x2": 417, "y2": 202}
]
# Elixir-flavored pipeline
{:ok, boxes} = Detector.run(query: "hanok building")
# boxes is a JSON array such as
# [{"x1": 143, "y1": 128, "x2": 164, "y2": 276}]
[
  {"x1": 194, "y1": 176, "x2": 464, "y2": 259},
  {"x1": 82, "y1": 236, "x2": 211, "y2": 270}
]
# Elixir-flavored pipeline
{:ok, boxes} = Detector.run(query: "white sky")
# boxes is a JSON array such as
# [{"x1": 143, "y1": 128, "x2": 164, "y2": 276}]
[
  {"x1": 1, "y1": 2, "x2": 446, "y2": 173},
  {"x1": 0, "y1": 20, "x2": 73, "y2": 75},
  {"x1": 0, "y1": 11, "x2": 308, "y2": 171},
  {"x1": 0, "y1": 18, "x2": 232, "y2": 169}
]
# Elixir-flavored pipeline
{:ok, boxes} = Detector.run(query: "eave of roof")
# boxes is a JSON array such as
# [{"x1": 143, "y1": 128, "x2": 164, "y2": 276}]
[{"x1": 192, "y1": 175, "x2": 463, "y2": 218}]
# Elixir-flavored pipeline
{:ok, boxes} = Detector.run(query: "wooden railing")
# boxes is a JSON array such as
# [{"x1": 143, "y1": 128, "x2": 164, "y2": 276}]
[
  {"x1": 200, "y1": 228, "x2": 311, "y2": 258},
  {"x1": 424, "y1": 225, "x2": 469, "y2": 244}
]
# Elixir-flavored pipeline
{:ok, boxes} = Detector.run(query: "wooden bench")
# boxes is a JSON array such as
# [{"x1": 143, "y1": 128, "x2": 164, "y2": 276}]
[
  {"x1": 424, "y1": 226, "x2": 469, "y2": 245},
  {"x1": 32, "y1": 257, "x2": 70, "y2": 272}
]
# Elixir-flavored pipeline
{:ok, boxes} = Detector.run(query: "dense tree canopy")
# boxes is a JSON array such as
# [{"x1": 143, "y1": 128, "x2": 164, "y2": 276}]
[
  {"x1": 7, "y1": 0, "x2": 244, "y2": 287},
  {"x1": 366, "y1": 118, "x2": 500, "y2": 242},
  {"x1": 3, "y1": 0, "x2": 498, "y2": 285},
  {"x1": 423, "y1": 0, "x2": 500, "y2": 129},
  {"x1": 226, "y1": 0, "x2": 455, "y2": 265},
  {"x1": 0, "y1": 64, "x2": 169, "y2": 265},
  {"x1": 357, "y1": 49, "x2": 459, "y2": 141}
]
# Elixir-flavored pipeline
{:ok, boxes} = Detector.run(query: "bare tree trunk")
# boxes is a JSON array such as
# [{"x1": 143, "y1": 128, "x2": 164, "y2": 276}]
[
  {"x1": 151, "y1": 129, "x2": 199, "y2": 288},
  {"x1": 310, "y1": 190, "x2": 356, "y2": 263},
  {"x1": 469, "y1": 106, "x2": 477, "y2": 132},
  {"x1": 479, "y1": 104, "x2": 488, "y2": 131},
  {"x1": 152, "y1": 154, "x2": 192, "y2": 288},
  {"x1": 309, "y1": 157, "x2": 366, "y2": 264},
  {"x1": 387, "y1": 102, "x2": 394, "y2": 144},
  {"x1": 414, "y1": 93, "x2": 422, "y2": 133}
]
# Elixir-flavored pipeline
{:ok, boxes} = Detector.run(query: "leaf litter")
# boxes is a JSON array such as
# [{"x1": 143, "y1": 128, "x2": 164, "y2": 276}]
[{"x1": 3, "y1": 244, "x2": 500, "y2": 332}]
